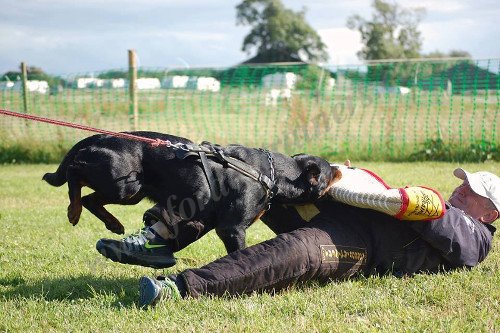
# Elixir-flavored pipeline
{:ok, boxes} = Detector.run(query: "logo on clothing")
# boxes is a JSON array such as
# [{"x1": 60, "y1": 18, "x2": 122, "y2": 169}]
[
  {"x1": 320, "y1": 244, "x2": 367, "y2": 265},
  {"x1": 463, "y1": 215, "x2": 476, "y2": 234}
]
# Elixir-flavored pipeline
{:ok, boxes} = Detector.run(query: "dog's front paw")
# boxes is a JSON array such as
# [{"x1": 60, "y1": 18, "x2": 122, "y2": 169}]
[
  {"x1": 67, "y1": 204, "x2": 82, "y2": 226},
  {"x1": 106, "y1": 222, "x2": 125, "y2": 235}
]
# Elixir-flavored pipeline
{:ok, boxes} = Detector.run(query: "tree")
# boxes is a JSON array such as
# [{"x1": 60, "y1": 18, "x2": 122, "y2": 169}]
[
  {"x1": 347, "y1": 0, "x2": 425, "y2": 61},
  {"x1": 236, "y1": 0, "x2": 328, "y2": 63},
  {"x1": 1, "y1": 65, "x2": 63, "y2": 87},
  {"x1": 418, "y1": 50, "x2": 473, "y2": 80},
  {"x1": 423, "y1": 50, "x2": 471, "y2": 60},
  {"x1": 447, "y1": 50, "x2": 472, "y2": 58},
  {"x1": 347, "y1": 0, "x2": 425, "y2": 83}
]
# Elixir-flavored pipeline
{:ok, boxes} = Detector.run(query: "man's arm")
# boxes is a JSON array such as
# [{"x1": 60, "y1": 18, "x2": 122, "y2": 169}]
[{"x1": 409, "y1": 205, "x2": 495, "y2": 268}]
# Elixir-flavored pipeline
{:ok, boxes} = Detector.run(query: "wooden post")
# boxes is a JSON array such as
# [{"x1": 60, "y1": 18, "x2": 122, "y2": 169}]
[
  {"x1": 128, "y1": 49, "x2": 138, "y2": 130},
  {"x1": 21, "y1": 62, "x2": 29, "y2": 114},
  {"x1": 316, "y1": 65, "x2": 325, "y2": 103},
  {"x1": 412, "y1": 63, "x2": 420, "y2": 103}
]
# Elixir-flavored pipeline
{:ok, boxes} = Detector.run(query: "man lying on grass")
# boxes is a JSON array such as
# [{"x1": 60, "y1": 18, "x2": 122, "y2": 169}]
[{"x1": 96, "y1": 166, "x2": 500, "y2": 308}]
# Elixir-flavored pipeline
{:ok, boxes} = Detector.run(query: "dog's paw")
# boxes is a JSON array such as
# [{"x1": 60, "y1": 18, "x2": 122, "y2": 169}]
[
  {"x1": 67, "y1": 204, "x2": 82, "y2": 226},
  {"x1": 107, "y1": 223, "x2": 125, "y2": 235}
]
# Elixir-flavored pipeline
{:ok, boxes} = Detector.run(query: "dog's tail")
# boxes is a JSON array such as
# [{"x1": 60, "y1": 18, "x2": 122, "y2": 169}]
[
  {"x1": 42, "y1": 170, "x2": 66, "y2": 187},
  {"x1": 42, "y1": 135, "x2": 101, "y2": 187}
]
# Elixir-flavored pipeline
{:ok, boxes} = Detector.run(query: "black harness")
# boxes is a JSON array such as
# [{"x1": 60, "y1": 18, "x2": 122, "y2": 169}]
[{"x1": 172, "y1": 142, "x2": 278, "y2": 210}]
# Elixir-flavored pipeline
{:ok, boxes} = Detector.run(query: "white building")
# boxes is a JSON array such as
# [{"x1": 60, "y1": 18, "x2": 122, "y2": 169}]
[
  {"x1": 135, "y1": 78, "x2": 161, "y2": 90},
  {"x1": 0, "y1": 81, "x2": 14, "y2": 91},
  {"x1": 375, "y1": 86, "x2": 411, "y2": 95},
  {"x1": 186, "y1": 77, "x2": 221, "y2": 92},
  {"x1": 103, "y1": 78, "x2": 126, "y2": 89},
  {"x1": 265, "y1": 88, "x2": 292, "y2": 106},
  {"x1": 74, "y1": 77, "x2": 104, "y2": 89},
  {"x1": 162, "y1": 75, "x2": 189, "y2": 89},
  {"x1": 8, "y1": 80, "x2": 49, "y2": 94},
  {"x1": 262, "y1": 72, "x2": 297, "y2": 89},
  {"x1": 262, "y1": 72, "x2": 297, "y2": 105},
  {"x1": 326, "y1": 77, "x2": 336, "y2": 90}
]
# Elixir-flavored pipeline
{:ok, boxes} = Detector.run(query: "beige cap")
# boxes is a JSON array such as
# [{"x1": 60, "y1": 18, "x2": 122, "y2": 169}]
[{"x1": 453, "y1": 168, "x2": 500, "y2": 212}]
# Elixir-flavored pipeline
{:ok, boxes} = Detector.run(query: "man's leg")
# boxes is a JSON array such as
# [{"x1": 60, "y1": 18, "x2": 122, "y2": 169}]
[
  {"x1": 97, "y1": 202, "x2": 312, "y2": 269},
  {"x1": 96, "y1": 204, "x2": 210, "y2": 268},
  {"x1": 139, "y1": 220, "x2": 368, "y2": 306},
  {"x1": 143, "y1": 204, "x2": 210, "y2": 251}
]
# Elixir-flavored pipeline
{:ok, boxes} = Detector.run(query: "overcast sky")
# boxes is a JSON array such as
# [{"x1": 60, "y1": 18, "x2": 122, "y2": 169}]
[{"x1": 1, "y1": 0, "x2": 499, "y2": 75}]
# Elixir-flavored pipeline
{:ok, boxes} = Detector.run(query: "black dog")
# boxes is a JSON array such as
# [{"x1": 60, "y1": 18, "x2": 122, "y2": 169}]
[{"x1": 43, "y1": 131, "x2": 339, "y2": 253}]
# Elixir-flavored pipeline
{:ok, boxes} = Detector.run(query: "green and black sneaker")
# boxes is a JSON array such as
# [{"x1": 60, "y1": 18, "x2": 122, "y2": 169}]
[
  {"x1": 96, "y1": 227, "x2": 176, "y2": 269},
  {"x1": 138, "y1": 276, "x2": 181, "y2": 308}
]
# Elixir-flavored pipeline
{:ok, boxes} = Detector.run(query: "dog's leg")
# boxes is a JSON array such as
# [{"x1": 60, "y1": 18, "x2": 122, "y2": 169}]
[
  {"x1": 81, "y1": 192, "x2": 144, "y2": 234},
  {"x1": 66, "y1": 166, "x2": 83, "y2": 226},
  {"x1": 81, "y1": 193, "x2": 124, "y2": 234},
  {"x1": 215, "y1": 197, "x2": 262, "y2": 253},
  {"x1": 82, "y1": 192, "x2": 125, "y2": 234},
  {"x1": 216, "y1": 226, "x2": 247, "y2": 253}
]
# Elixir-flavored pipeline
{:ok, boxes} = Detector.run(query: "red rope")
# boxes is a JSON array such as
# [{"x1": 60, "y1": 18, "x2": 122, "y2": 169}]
[{"x1": 0, "y1": 108, "x2": 171, "y2": 147}]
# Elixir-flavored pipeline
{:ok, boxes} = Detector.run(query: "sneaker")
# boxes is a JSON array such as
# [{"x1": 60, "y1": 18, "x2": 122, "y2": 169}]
[
  {"x1": 95, "y1": 227, "x2": 176, "y2": 269},
  {"x1": 139, "y1": 276, "x2": 181, "y2": 308}
]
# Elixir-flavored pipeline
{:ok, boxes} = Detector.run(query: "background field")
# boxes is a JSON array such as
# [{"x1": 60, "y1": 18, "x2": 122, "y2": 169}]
[
  {"x1": 1, "y1": 60, "x2": 498, "y2": 163},
  {"x1": 1, "y1": 162, "x2": 499, "y2": 332}
]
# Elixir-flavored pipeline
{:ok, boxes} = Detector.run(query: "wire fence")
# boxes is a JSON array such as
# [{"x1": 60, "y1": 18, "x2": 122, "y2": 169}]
[{"x1": 0, "y1": 58, "x2": 498, "y2": 161}]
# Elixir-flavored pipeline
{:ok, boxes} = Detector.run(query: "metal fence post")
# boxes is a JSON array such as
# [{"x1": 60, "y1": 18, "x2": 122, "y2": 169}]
[{"x1": 128, "y1": 50, "x2": 138, "y2": 130}]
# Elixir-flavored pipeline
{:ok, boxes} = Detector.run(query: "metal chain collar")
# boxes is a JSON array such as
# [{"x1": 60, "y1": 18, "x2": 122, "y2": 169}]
[
  {"x1": 259, "y1": 148, "x2": 276, "y2": 209},
  {"x1": 266, "y1": 150, "x2": 275, "y2": 188}
]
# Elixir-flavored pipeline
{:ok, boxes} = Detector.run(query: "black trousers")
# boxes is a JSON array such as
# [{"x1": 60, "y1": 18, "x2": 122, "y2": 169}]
[{"x1": 178, "y1": 220, "x2": 369, "y2": 298}]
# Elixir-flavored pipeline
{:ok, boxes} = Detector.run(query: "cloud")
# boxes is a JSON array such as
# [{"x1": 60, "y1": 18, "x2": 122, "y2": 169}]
[
  {"x1": 420, "y1": 10, "x2": 500, "y2": 59},
  {"x1": 0, "y1": 0, "x2": 243, "y2": 73},
  {"x1": 0, "y1": 0, "x2": 499, "y2": 74},
  {"x1": 318, "y1": 27, "x2": 363, "y2": 65},
  {"x1": 399, "y1": 0, "x2": 465, "y2": 13}
]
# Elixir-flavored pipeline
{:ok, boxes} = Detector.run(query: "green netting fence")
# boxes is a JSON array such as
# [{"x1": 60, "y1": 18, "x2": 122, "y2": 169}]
[{"x1": 0, "y1": 58, "x2": 498, "y2": 162}]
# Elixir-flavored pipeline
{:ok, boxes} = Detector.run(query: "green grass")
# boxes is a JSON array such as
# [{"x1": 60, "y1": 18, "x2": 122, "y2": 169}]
[{"x1": 1, "y1": 162, "x2": 499, "y2": 332}]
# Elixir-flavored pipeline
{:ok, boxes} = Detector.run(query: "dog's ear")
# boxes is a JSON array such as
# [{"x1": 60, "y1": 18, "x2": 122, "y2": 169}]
[
  {"x1": 293, "y1": 155, "x2": 327, "y2": 186},
  {"x1": 302, "y1": 160, "x2": 322, "y2": 186},
  {"x1": 307, "y1": 161, "x2": 322, "y2": 186}
]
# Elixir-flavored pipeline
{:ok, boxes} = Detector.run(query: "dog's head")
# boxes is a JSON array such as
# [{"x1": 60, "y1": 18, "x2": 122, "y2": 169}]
[{"x1": 283, "y1": 154, "x2": 342, "y2": 202}]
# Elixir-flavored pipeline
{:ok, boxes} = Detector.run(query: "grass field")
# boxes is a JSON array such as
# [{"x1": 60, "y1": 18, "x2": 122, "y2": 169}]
[{"x1": 1, "y1": 162, "x2": 499, "y2": 332}]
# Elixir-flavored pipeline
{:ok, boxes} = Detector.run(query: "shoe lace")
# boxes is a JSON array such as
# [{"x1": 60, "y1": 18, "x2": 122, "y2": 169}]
[
  {"x1": 160, "y1": 279, "x2": 181, "y2": 300},
  {"x1": 122, "y1": 228, "x2": 147, "y2": 241}
]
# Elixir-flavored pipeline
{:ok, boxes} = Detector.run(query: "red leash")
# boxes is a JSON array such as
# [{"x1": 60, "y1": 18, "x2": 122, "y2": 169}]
[{"x1": 0, "y1": 108, "x2": 170, "y2": 147}]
